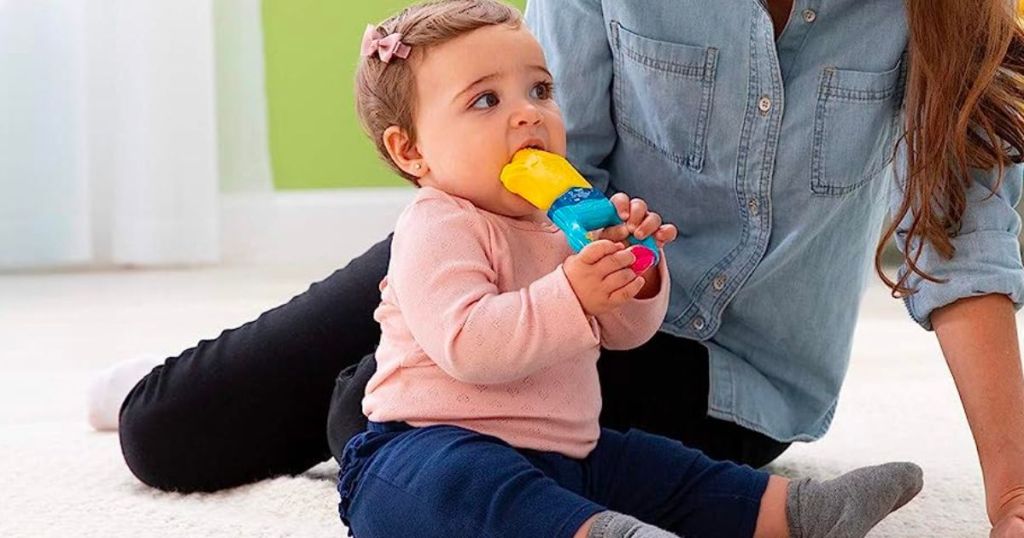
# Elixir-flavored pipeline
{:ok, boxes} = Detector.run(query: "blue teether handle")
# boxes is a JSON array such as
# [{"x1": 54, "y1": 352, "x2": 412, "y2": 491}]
[{"x1": 547, "y1": 188, "x2": 660, "y2": 263}]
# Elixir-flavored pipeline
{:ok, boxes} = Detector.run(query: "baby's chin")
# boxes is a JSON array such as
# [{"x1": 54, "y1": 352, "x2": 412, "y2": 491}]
[
  {"x1": 506, "y1": 192, "x2": 543, "y2": 214},
  {"x1": 484, "y1": 194, "x2": 542, "y2": 219},
  {"x1": 492, "y1": 204, "x2": 540, "y2": 219}
]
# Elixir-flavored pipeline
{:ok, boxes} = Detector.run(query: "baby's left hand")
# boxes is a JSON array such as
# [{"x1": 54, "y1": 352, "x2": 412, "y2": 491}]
[{"x1": 597, "y1": 193, "x2": 678, "y2": 249}]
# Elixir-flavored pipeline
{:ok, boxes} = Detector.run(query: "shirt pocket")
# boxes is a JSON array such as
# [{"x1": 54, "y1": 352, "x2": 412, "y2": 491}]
[
  {"x1": 811, "y1": 60, "x2": 905, "y2": 196},
  {"x1": 609, "y1": 21, "x2": 718, "y2": 172}
]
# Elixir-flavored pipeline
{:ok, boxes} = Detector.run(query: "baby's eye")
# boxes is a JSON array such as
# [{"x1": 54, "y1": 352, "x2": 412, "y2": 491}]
[
  {"x1": 470, "y1": 92, "x2": 500, "y2": 110},
  {"x1": 530, "y1": 81, "x2": 554, "y2": 101}
]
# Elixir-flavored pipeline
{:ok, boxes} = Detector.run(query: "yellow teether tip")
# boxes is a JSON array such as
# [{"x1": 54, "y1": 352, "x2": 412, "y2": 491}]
[{"x1": 499, "y1": 149, "x2": 592, "y2": 211}]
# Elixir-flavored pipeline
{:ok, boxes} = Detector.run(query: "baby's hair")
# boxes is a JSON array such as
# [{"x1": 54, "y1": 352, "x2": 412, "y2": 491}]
[{"x1": 355, "y1": 0, "x2": 522, "y2": 184}]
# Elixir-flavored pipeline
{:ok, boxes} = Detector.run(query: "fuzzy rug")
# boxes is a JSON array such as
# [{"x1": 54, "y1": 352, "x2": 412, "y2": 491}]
[{"x1": 0, "y1": 266, "x2": 999, "y2": 536}]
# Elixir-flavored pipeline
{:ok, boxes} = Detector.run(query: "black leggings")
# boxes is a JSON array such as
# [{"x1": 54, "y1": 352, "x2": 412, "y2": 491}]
[{"x1": 119, "y1": 236, "x2": 789, "y2": 493}]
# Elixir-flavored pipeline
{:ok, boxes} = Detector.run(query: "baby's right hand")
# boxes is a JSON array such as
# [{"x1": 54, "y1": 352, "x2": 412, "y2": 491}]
[{"x1": 563, "y1": 240, "x2": 646, "y2": 317}]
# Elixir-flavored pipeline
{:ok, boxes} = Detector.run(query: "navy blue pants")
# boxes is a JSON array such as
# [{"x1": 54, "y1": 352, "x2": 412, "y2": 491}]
[{"x1": 338, "y1": 421, "x2": 770, "y2": 538}]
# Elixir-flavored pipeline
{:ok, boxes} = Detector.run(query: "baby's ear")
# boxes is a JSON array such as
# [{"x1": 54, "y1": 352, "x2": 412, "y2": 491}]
[{"x1": 383, "y1": 126, "x2": 427, "y2": 178}]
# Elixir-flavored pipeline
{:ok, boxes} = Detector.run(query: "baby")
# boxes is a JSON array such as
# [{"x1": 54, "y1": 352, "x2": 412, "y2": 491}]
[{"x1": 336, "y1": 1, "x2": 923, "y2": 537}]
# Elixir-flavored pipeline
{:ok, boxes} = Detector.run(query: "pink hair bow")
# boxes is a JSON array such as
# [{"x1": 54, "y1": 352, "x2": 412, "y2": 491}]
[{"x1": 361, "y1": 24, "x2": 411, "y2": 63}]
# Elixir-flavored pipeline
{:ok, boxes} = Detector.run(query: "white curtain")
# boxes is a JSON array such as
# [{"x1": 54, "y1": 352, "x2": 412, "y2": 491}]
[
  {"x1": 214, "y1": 0, "x2": 274, "y2": 195},
  {"x1": 0, "y1": 0, "x2": 220, "y2": 269}
]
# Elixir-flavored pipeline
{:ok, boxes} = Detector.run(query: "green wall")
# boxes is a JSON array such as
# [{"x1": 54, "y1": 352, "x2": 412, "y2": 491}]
[{"x1": 262, "y1": 0, "x2": 528, "y2": 189}]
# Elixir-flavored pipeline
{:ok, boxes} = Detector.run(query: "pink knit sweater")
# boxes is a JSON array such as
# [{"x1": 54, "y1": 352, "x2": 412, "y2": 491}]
[{"x1": 362, "y1": 187, "x2": 670, "y2": 458}]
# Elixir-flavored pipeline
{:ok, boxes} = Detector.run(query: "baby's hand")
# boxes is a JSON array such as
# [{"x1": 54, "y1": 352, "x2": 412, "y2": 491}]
[
  {"x1": 563, "y1": 240, "x2": 645, "y2": 317},
  {"x1": 598, "y1": 193, "x2": 678, "y2": 249}
]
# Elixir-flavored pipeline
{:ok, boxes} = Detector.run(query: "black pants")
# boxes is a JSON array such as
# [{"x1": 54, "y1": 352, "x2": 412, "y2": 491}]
[{"x1": 119, "y1": 236, "x2": 789, "y2": 493}]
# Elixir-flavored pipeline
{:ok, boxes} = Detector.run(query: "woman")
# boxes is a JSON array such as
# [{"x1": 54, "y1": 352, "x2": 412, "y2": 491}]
[{"x1": 113, "y1": 0, "x2": 1024, "y2": 533}]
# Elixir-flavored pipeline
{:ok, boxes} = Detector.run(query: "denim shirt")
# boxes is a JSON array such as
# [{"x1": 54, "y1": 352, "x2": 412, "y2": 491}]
[{"x1": 526, "y1": 0, "x2": 1024, "y2": 441}]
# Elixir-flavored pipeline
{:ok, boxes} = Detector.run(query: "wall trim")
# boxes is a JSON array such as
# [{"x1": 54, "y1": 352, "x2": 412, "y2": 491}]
[{"x1": 220, "y1": 188, "x2": 415, "y2": 266}]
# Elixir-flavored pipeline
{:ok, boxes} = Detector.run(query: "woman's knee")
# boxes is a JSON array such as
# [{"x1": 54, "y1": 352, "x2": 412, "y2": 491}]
[
  {"x1": 118, "y1": 373, "x2": 201, "y2": 491},
  {"x1": 117, "y1": 369, "x2": 239, "y2": 493},
  {"x1": 119, "y1": 366, "x2": 329, "y2": 493}
]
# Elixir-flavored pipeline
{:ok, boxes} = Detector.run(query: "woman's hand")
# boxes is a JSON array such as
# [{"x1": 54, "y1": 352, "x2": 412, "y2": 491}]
[
  {"x1": 596, "y1": 192, "x2": 678, "y2": 299},
  {"x1": 991, "y1": 510, "x2": 1024, "y2": 536},
  {"x1": 992, "y1": 513, "x2": 1024, "y2": 537},
  {"x1": 598, "y1": 192, "x2": 678, "y2": 249},
  {"x1": 992, "y1": 488, "x2": 1024, "y2": 537}
]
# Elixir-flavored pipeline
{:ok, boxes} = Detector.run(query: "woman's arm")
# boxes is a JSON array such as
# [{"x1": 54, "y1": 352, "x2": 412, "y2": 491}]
[
  {"x1": 888, "y1": 147, "x2": 1024, "y2": 532},
  {"x1": 932, "y1": 294, "x2": 1024, "y2": 530}
]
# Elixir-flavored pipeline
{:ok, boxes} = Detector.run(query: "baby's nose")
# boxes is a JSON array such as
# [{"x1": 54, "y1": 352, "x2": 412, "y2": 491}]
[{"x1": 510, "y1": 105, "x2": 543, "y2": 127}]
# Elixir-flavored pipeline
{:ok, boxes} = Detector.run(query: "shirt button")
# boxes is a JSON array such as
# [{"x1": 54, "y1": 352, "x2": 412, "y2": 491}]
[
  {"x1": 712, "y1": 274, "x2": 727, "y2": 291},
  {"x1": 692, "y1": 317, "x2": 706, "y2": 331},
  {"x1": 802, "y1": 9, "x2": 817, "y2": 23},
  {"x1": 748, "y1": 198, "x2": 760, "y2": 216},
  {"x1": 758, "y1": 95, "x2": 772, "y2": 114}
]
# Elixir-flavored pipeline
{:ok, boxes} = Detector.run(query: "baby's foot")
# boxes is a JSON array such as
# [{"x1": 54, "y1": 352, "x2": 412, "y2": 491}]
[
  {"x1": 86, "y1": 355, "x2": 164, "y2": 431},
  {"x1": 787, "y1": 462, "x2": 923, "y2": 538}
]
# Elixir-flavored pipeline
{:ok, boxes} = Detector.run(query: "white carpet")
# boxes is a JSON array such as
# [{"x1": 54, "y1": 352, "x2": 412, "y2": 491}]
[{"x1": 0, "y1": 263, "x2": 1002, "y2": 536}]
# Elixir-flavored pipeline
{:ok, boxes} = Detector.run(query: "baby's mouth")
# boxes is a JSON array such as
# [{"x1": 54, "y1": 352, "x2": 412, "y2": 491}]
[{"x1": 513, "y1": 139, "x2": 548, "y2": 156}]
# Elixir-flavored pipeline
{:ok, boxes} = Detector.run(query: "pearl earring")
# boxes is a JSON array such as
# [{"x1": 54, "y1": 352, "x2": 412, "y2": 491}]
[{"x1": 414, "y1": 163, "x2": 422, "y2": 170}]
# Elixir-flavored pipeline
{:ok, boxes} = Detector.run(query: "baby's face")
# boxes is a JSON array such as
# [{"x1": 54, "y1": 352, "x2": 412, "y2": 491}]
[{"x1": 411, "y1": 25, "x2": 567, "y2": 218}]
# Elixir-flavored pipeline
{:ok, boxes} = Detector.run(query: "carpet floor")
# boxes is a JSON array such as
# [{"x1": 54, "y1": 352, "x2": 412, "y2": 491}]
[{"x1": 0, "y1": 263, "x2": 1002, "y2": 536}]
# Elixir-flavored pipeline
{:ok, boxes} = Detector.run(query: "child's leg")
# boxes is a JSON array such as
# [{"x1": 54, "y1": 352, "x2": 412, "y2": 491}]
[
  {"x1": 338, "y1": 423, "x2": 607, "y2": 538},
  {"x1": 583, "y1": 427, "x2": 769, "y2": 537},
  {"x1": 583, "y1": 428, "x2": 923, "y2": 538},
  {"x1": 754, "y1": 476, "x2": 792, "y2": 537}
]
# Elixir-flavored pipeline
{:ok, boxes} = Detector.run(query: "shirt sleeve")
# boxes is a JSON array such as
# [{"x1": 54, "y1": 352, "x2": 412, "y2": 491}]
[
  {"x1": 889, "y1": 149, "x2": 1024, "y2": 330},
  {"x1": 526, "y1": 0, "x2": 616, "y2": 194},
  {"x1": 595, "y1": 255, "x2": 671, "y2": 350},
  {"x1": 389, "y1": 196, "x2": 600, "y2": 385}
]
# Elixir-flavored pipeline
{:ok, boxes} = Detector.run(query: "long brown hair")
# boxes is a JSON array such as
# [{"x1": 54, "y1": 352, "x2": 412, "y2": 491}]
[{"x1": 877, "y1": 0, "x2": 1024, "y2": 296}]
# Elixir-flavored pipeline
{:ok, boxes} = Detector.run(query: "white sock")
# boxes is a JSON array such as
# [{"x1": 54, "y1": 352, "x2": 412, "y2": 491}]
[{"x1": 86, "y1": 355, "x2": 165, "y2": 431}]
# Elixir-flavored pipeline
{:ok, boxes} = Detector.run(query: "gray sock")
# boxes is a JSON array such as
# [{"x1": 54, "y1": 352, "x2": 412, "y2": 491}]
[
  {"x1": 786, "y1": 462, "x2": 923, "y2": 538},
  {"x1": 586, "y1": 511, "x2": 679, "y2": 538}
]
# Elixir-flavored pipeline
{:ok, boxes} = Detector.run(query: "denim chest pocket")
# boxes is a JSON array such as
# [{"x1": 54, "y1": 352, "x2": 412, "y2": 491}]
[
  {"x1": 610, "y1": 21, "x2": 718, "y2": 172},
  {"x1": 811, "y1": 60, "x2": 905, "y2": 196}
]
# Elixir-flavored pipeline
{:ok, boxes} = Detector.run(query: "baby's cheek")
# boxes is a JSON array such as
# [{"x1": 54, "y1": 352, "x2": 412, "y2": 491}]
[
  {"x1": 546, "y1": 115, "x2": 568, "y2": 155},
  {"x1": 552, "y1": 142, "x2": 568, "y2": 159}
]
